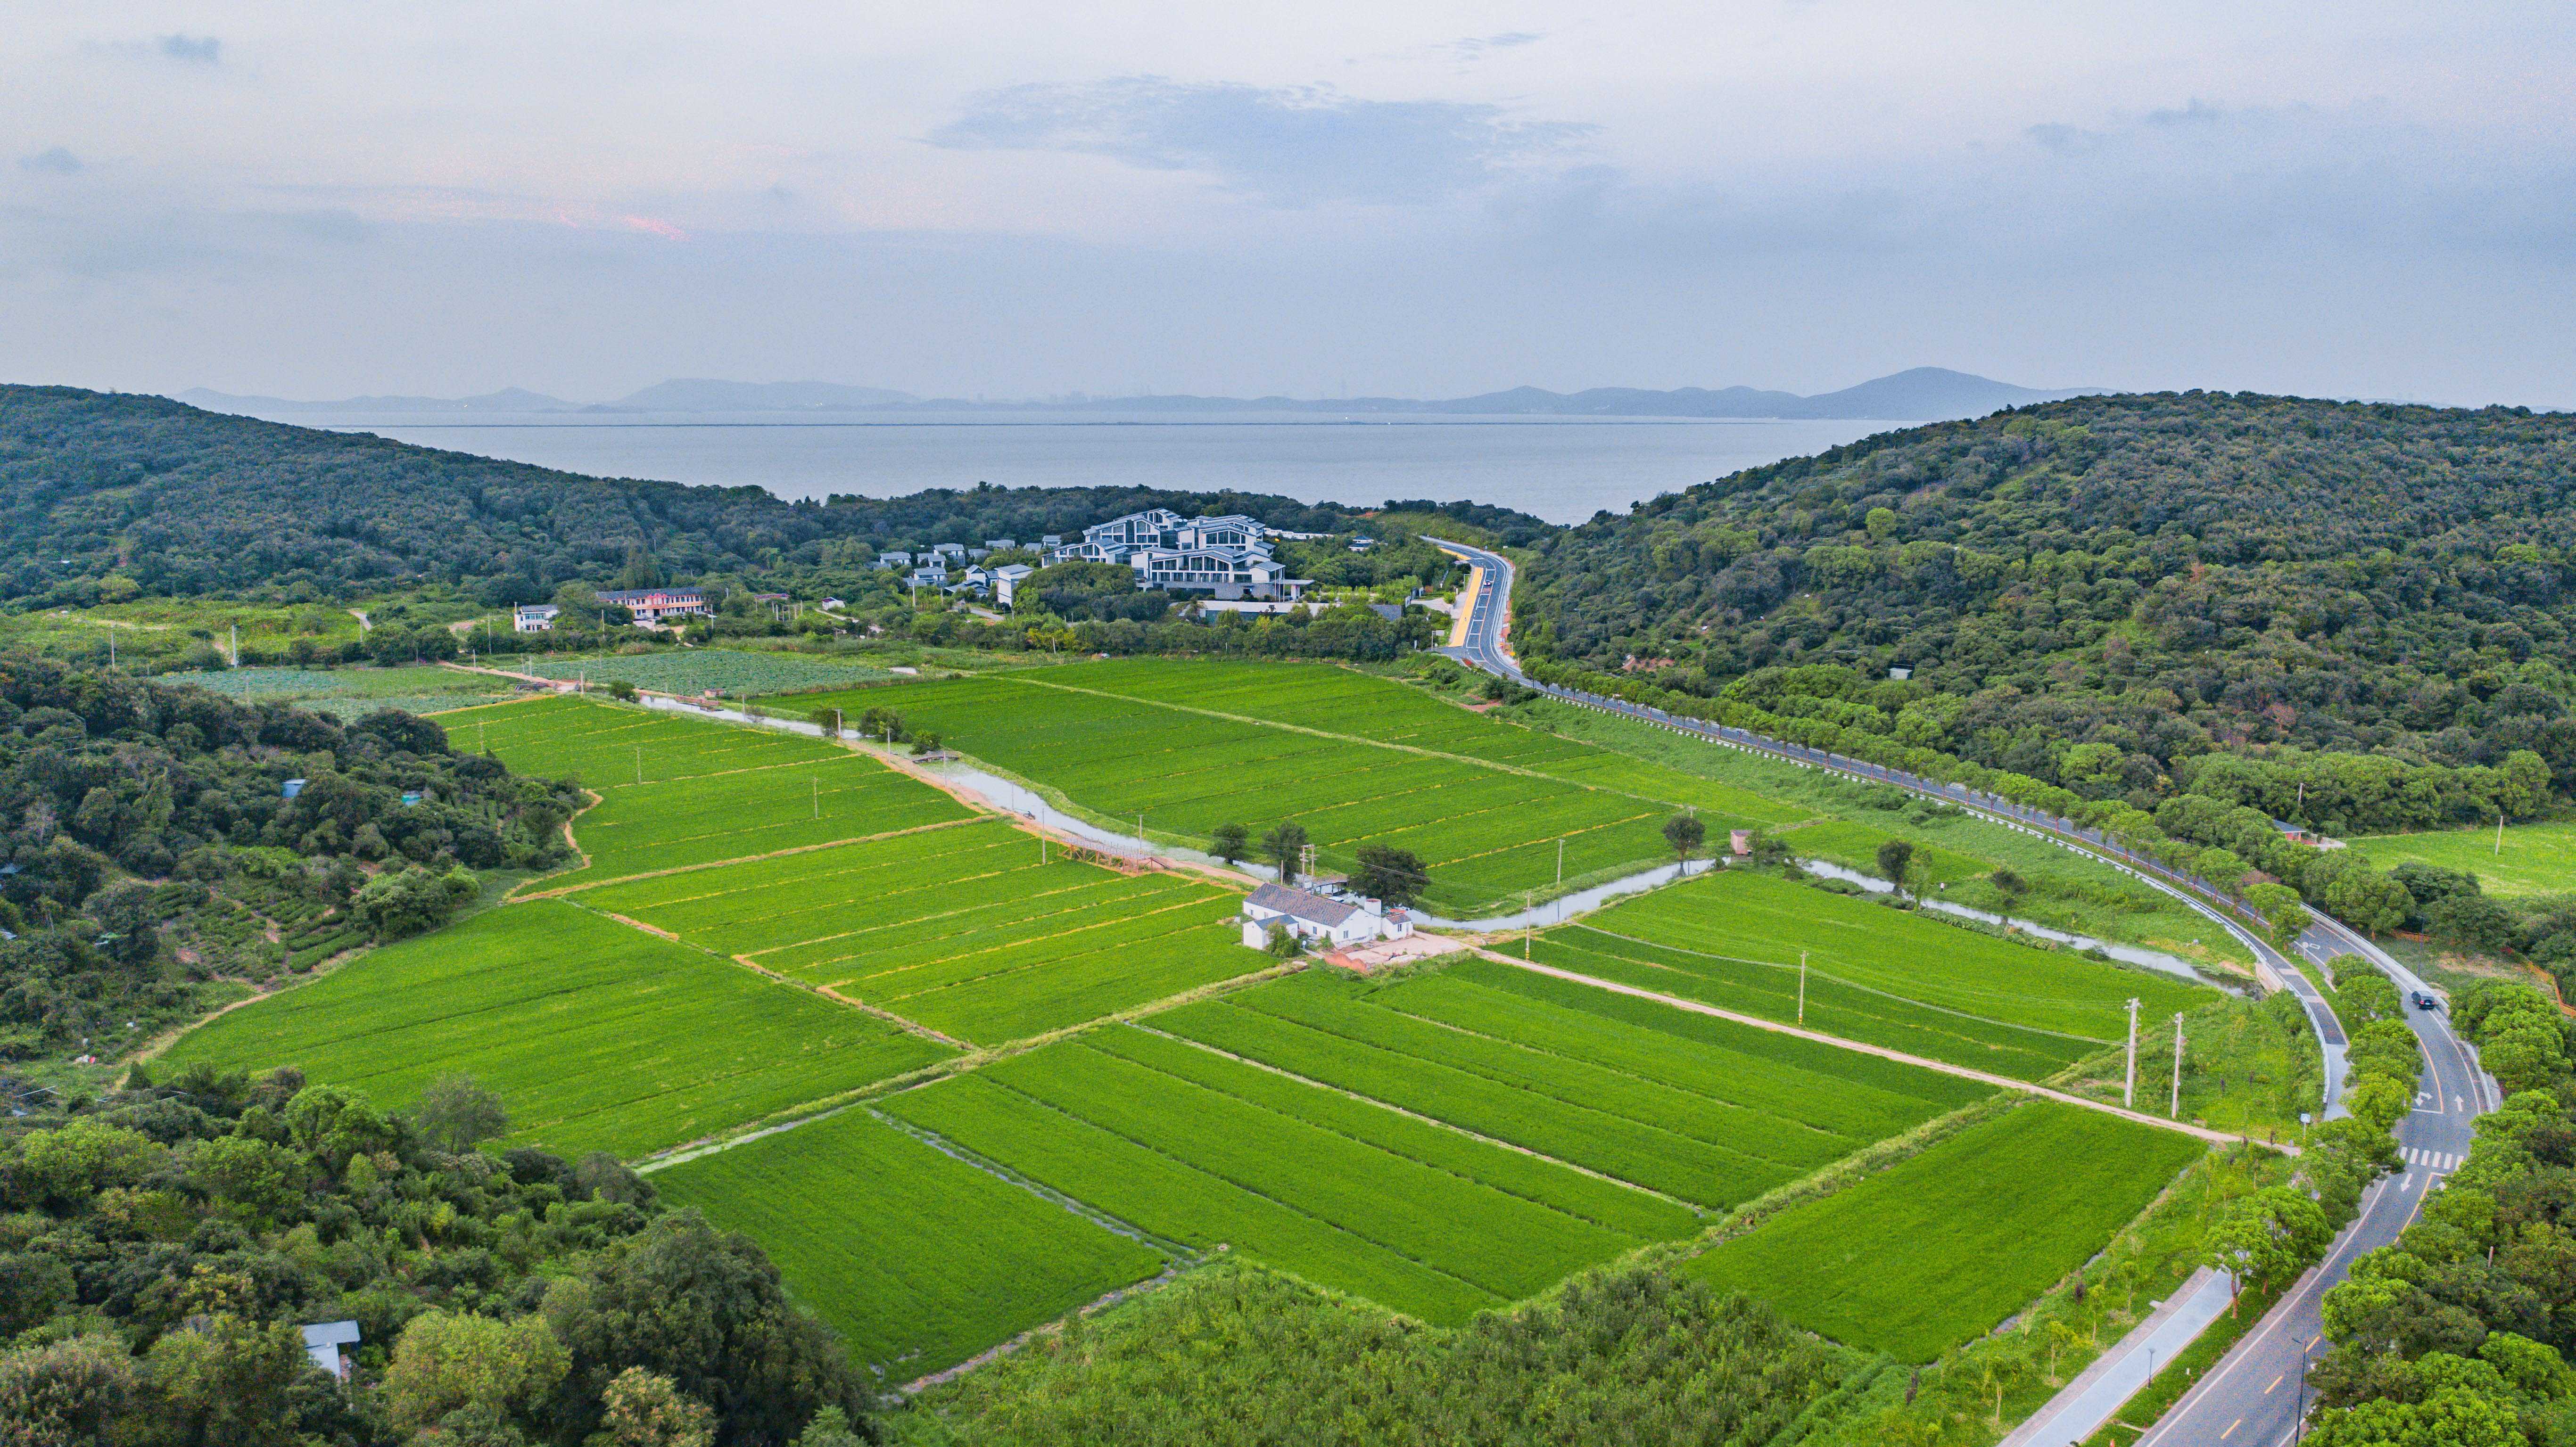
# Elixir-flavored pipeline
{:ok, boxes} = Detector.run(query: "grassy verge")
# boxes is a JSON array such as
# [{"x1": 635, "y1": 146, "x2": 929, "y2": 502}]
[{"x1": 2057, "y1": 991, "x2": 2324, "y2": 1142}]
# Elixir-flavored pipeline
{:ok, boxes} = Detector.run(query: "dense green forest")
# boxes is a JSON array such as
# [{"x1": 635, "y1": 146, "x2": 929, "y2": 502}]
[
  {"x1": 0, "y1": 657, "x2": 578, "y2": 1060},
  {"x1": 1519, "y1": 393, "x2": 2576, "y2": 813},
  {"x1": 0, "y1": 386, "x2": 1540, "y2": 609},
  {"x1": 0, "y1": 1067, "x2": 869, "y2": 1446}
]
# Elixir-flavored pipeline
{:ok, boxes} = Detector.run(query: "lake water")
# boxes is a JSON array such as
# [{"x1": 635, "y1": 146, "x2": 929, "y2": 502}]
[{"x1": 305, "y1": 410, "x2": 1897, "y2": 524}]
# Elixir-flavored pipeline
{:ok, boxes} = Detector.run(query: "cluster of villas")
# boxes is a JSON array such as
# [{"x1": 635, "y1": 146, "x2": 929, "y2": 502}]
[
  {"x1": 878, "y1": 510, "x2": 1317, "y2": 610},
  {"x1": 509, "y1": 509, "x2": 1332, "y2": 632}
]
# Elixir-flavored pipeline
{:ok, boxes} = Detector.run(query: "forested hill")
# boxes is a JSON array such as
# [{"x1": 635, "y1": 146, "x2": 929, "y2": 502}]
[
  {"x1": 0, "y1": 385, "x2": 1544, "y2": 605},
  {"x1": 1517, "y1": 391, "x2": 2576, "y2": 822}
]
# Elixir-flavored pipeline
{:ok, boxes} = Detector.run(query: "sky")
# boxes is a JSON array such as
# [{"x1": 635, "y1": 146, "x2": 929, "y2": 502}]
[{"x1": 6, "y1": 2, "x2": 2574, "y2": 406}]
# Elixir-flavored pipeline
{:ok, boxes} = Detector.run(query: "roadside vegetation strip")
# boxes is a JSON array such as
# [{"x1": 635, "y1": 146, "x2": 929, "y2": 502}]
[
  {"x1": 1151, "y1": 996, "x2": 1798, "y2": 1208},
  {"x1": 1090, "y1": 1024, "x2": 1701, "y2": 1241},
  {"x1": 1685, "y1": 1101, "x2": 2208, "y2": 1363},
  {"x1": 1582, "y1": 868, "x2": 2210, "y2": 1039},
  {"x1": 162, "y1": 899, "x2": 955, "y2": 1160},
  {"x1": 881, "y1": 1072, "x2": 1504, "y2": 1326},
  {"x1": 648, "y1": 1103, "x2": 1166, "y2": 1378},
  {"x1": 968, "y1": 1040, "x2": 1641, "y2": 1303}
]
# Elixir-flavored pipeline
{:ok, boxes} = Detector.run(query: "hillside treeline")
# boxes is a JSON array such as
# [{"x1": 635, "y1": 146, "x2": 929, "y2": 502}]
[
  {"x1": 0, "y1": 386, "x2": 1540, "y2": 608},
  {"x1": 0, "y1": 658, "x2": 578, "y2": 1059},
  {"x1": 1519, "y1": 393, "x2": 2576, "y2": 805},
  {"x1": 0, "y1": 1066, "x2": 870, "y2": 1446}
]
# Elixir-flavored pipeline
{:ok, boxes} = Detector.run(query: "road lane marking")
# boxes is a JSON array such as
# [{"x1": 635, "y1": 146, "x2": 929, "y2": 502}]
[
  {"x1": 2222, "y1": 1416, "x2": 2242, "y2": 1438},
  {"x1": 2265, "y1": 1373, "x2": 2283, "y2": 1394}
]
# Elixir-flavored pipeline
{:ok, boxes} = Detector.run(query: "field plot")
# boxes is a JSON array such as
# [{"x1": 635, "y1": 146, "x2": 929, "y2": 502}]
[
  {"x1": 1147, "y1": 966, "x2": 1983, "y2": 1210},
  {"x1": 169, "y1": 663, "x2": 515, "y2": 719},
  {"x1": 652, "y1": 1108, "x2": 1164, "y2": 1376},
  {"x1": 883, "y1": 1033, "x2": 1655, "y2": 1324},
  {"x1": 2353, "y1": 820, "x2": 2576, "y2": 899},
  {"x1": 784, "y1": 661, "x2": 1801, "y2": 915},
  {"x1": 1528, "y1": 870, "x2": 2209, "y2": 1080},
  {"x1": 164, "y1": 901, "x2": 950, "y2": 1159},
  {"x1": 519, "y1": 648, "x2": 891, "y2": 698},
  {"x1": 1777, "y1": 818, "x2": 1989, "y2": 886},
  {"x1": 443, "y1": 695, "x2": 973, "y2": 882},
  {"x1": 578, "y1": 818, "x2": 1263, "y2": 1044},
  {"x1": 1686, "y1": 1102, "x2": 2205, "y2": 1360}
]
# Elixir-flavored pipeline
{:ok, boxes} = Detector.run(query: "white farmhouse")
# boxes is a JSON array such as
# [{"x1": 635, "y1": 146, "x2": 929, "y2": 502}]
[
  {"x1": 1239, "y1": 882, "x2": 1412, "y2": 950},
  {"x1": 990, "y1": 563, "x2": 1036, "y2": 607}
]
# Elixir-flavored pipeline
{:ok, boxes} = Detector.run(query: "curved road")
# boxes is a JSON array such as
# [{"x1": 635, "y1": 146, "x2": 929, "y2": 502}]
[{"x1": 1431, "y1": 538, "x2": 2495, "y2": 1446}]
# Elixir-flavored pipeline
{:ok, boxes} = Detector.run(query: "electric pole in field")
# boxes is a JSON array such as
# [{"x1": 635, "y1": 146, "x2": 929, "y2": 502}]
[
  {"x1": 812, "y1": 776, "x2": 820, "y2": 820},
  {"x1": 2124, "y1": 998, "x2": 2142, "y2": 1108},
  {"x1": 1798, "y1": 951, "x2": 1808, "y2": 1024},
  {"x1": 1556, "y1": 838, "x2": 1564, "y2": 886},
  {"x1": 2171, "y1": 1011, "x2": 2186, "y2": 1118},
  {"x1": 633, "y1": 745, "x2": 641, "y2": 785}
]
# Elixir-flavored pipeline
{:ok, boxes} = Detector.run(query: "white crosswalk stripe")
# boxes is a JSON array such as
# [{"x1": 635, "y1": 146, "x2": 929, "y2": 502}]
[{"x1": 2403, "y1": 1147, "x2": 2461, "y2": 1171}]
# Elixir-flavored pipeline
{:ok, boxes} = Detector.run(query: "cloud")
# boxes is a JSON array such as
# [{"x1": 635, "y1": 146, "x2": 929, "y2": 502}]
[
  {"x1": 928, "y1": 77, "x2": 1590, "y2": 206},
  {"x1": 157, "y1": 34, "x2": 220, "y2": 65},
  {"x1": 1442, "y1": 33, "x2": 1544, "y2": 62},
  {"x1": 18, "y1": 148, "x2": 82, "y2": 176}
]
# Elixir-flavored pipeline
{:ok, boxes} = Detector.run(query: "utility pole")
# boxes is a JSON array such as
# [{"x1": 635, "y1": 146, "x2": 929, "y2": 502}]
[
  {"x1": 1556, "y1": 838, "x2": 1564, "y2": 886},
  {"x1": 2124, "y1": 998, "x2": 2142, "y2": 1108},
  {"x1": 229, "y1": 623, "x2": 238, "y2": 666},
  {"x1": 2171, "y1": 1011, "x2": 2186, "y2": 1118},
  {"x1": 812, "y1": 776, "x2": 820, "y2": 819},
  {"x1": 1525, "y1": 891, "x2": 1533, "y2": 960},
  {"x1": 2498, "y1": 812, "x2": 2507, "y2": 855},
  {"x1": 1798, "y1": 951, "x2": 1808, "y2": 1024},
  {"x1": 634, "y1": 745, "x2": 641, "y2": 786}
]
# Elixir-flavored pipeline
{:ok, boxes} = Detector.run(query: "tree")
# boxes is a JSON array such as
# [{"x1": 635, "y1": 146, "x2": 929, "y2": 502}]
[
  {"x1": 0, "y1": 1336, "x2": 140, "y2": 1447},
  {"x1": 792, "y1": 1405, "x2": 867, "y2": 1447},
  {"x1": 381, "y1": 1311, "x2": 569, "y2": 1432},
  {"x1": 1352, "y1": 845, "x2": 1431, "y2": 909},
  {"x1": 1663, "y1": 814, "x2": 1705, "y2": 863},
  {"x1": 1209, "y1": 823, "x2": 1248, "y2": 865},
  {"x1": 1263, "y1": 822, "x2": 1310, "y2": 885},
  {"x1": 2202, "y1": 1187, "x2": 2328, "y2": 1313},
  {"x1": 540, "y1": 1212, "x2": 867, "y2": 1447},
  {"x1": 1988, "y1": 866, "x2": 2028, "y2": 897},
  {"x1": 417, "y1": 1074, "x2": 511, "y2": 1152},
  {"x1": 352, "y1": 864, "x2": 480, "y2": 941},
  {"x1": 1875, "y1": 838, "x2": 1916, "y2": 895},
  {"x1": 607, "y1": 679, "x2": 638, "y2": 702},
  {"x1": 596, "y1": 1367, "x2": 715, "y2": 1447},
  {"x1": 142, "y1": 1314, "x2": 315, "y2": 1447}
]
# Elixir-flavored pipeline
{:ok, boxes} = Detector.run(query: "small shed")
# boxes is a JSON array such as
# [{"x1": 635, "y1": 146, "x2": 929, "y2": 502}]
[
  {"x1": 281, "y1": 778, "x2": 307, "y2": 799},
  {"x1": 300, "y1": 1320, "x2": 361, "y2": 1380}
]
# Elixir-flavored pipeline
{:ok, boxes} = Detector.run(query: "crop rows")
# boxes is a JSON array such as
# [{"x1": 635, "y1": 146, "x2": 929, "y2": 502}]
[
  {"x1": 1045, "y1": 658, "x2": 1806, "y2": 825},
  {"x1": 786, "y1": 672, "x2": 1721, "y2": 913},
  {"x1": 650, "y1": 1106, "x2": 1165, "y2": 1377},
  {"x1": 883, "y1": 1033, "x2": 1666, "y2": 1324},
  {"x1": 560, "y1": 751, "x2": 970, "y2": 881},
  {"x1": 165, "y1": 900, "x2": 953, "y2": 1159},
  {"x1": 1686, "y1": 1102, "x2": 2206, "y2": 1361},
  {"x1": 442, "y1": 694, "x2": 844, "y2": 787},
  {"x1": 581, "y1": 818, "x2": 1266, "y2": 1044},
  {"x1": 1145, "y1": 969, "x2": 1976, "y2": 1210},
  {"x1": 1523, "y1": 869, "x2": 2210, "y2": 1079},
  {"x1": 520, "y1": 648, "x2": 892, "y2": 699}
]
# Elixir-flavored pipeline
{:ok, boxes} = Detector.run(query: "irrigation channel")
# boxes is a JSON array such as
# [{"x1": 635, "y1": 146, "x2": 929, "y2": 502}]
[{"x1": 1429, "y1": 536, "x2": 2500, "y2": 1447}]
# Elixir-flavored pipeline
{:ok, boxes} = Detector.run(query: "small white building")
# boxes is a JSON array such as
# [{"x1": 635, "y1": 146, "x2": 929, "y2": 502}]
[
  {"x1": 1240, "y1": 882, "x2": 1412, "y2": 949},
  {"x1": 877, "y1": 551, "x2": 914, "y2": 570},
  {"x1": 512, "y1": 604, "x2": 560, "y2": 633},
  {"x1": 986, "y1": 538, "x2": 1017, "y2": 551},
  {"x1": 991, "y1": 563, "x2": 1036, "y2": 607}
]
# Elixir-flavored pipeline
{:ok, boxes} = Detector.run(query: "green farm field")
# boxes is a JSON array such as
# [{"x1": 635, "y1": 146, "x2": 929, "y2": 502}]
[
  {"x1": 1147, "y1": 967, "x2": 1983, "y2": 1209},
  {"x1": 1686, "y1": 1102, "x2": 2206, "y2": 1361},
  {"x1": 442, "y1": 695, "x2": 974, "y2": 884},
  {"x1": 576, "y1": 817, "x2": 1264, "y2": 1044},
  {"x1": 1529, "y1": 870, "x2": 2210, "y2": 1080},
  {"x1": 169, "y1": 662, "x2": 517, "y2": 719},
  {"x1": 781, "y1": 660, "x2": 1808, "y2": 915},
  {"x1": 519, "y1": 648, "x2": 893, "y2": 698},
  {"x1": 164, "y1": 901, "x2": 951, "y2": 1159},
  {"x1": 2353, "y1": 819, "x2": 2576, "y2": 899},
  {"x1": 652, "y1": 1107, "x2": 1165, "y2": 1377}
]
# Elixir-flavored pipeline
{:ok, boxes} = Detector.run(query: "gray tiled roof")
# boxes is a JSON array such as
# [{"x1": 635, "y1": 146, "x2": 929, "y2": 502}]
[{"x1": 1245, "y1": 882, "x2": 1363, "y2": 927}]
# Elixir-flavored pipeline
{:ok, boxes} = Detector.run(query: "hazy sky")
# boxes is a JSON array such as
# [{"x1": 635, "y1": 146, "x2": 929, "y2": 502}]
[{"x1": 8, "y1": 3, "x2": 2573, "y2": 405}]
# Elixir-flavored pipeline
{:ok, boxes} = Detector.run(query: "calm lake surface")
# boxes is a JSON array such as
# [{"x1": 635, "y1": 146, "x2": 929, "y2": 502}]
[{"x1": 311, "y1": 410, "x2": 1897, "y2": 524}]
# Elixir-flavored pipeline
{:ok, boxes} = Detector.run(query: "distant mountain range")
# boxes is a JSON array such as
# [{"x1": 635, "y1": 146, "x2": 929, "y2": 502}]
[{"x1": 174, "y1": 367, "x2": 2101, "y2": 423}]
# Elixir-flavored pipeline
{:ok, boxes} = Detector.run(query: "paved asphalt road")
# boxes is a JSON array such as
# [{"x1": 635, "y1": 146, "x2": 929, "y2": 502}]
[{"x1": 1429, "y1": 538, "x2": 2498, "y2": 1447}]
